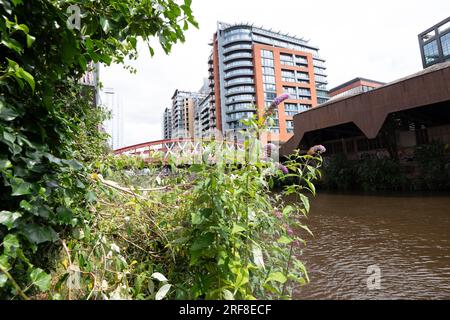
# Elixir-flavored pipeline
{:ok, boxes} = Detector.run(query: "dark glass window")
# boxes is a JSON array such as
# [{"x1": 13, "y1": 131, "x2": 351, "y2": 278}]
[
  {"x1": 423, "y1": 40, "x2": 439, "y2": 64},
  {"x1": 440, "y1": 32, "x2": 450, "y2": 56}
]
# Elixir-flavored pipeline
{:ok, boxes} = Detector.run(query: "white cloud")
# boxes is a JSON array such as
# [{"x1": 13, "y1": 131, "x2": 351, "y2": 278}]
[{"x1": 100, "y1": 0, "x2": 450, "y2": 147}]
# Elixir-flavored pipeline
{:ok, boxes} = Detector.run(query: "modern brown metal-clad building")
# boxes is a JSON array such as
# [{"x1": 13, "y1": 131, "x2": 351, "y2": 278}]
[{"x1": 281, "y1": 62, "x2": 450, "y2": 157}]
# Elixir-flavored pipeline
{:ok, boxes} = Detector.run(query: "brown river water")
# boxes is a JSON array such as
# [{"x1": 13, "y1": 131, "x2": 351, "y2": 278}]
[{"x1": 292, "y1": 192, "x2": 450, "y2": 300}]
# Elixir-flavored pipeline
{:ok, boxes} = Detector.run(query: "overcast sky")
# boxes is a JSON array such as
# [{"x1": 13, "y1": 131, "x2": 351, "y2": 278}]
[{"x1": 100, "y1": 0, "x2": 450, "y2": 148}]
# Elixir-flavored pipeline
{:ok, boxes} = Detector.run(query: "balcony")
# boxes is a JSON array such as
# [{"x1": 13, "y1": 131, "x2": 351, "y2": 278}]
[
  {"x1": 225, "y1": 78, "x2": 254, "y2": 88},
  {"x1": 222, "y1": 35, "x2": 252, "y2": 46},
  {"x1": 224, "y1": 69, "x2": 253, "y2": 80},
  {"x1": 224, "y1": 52, "x2": 253, "y2": 62},
  {"x1": 225, "y1": 86, "x2": 255, "y2": 97},
  {"x1": 225, "y1": 95, "x2": 254, "y2": 104},
  {"x1": 223, "y1": 44, "x2": 252, "y2": 54},
  {"x1": 224, "y1": 60, "x2": 253, "y2": 71}
]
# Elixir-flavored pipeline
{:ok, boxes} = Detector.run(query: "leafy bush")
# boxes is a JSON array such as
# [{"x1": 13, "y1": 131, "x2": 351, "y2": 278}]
[
  {"x1": 321, "y1": 153, "x2": 406, "y2": 191},
  {"x1": 414, "y1": 141, "x2": 450, "y2": 190}
]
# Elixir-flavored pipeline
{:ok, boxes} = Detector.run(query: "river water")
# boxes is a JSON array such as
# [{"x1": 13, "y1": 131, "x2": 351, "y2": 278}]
[{"x1": 293, "y1": 192, "x2": 450, "y2": 300}]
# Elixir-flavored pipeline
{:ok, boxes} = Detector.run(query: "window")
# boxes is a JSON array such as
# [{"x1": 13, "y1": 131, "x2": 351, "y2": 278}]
[
  {"x1": 264, "y1": 92, "x2": 276, "y2": 100},
  {"x1": 283, "y1": 86, "x2": 296, "y2": 99},
  {"x1": 423, "y1": 40, "x2": 439, "y2": 64},
  {"x1": 286, "y1": 120, "x2": 294, "y2": 128},
  {"x1": 261, "y1": 58, "x2": 274, "y2": 66},
  {"x1": 264, "y1": 83, "x2": 276, "y2": 92},
  {"x1": 440, "y1": 32, "x2": 450, "y2": 56},
  {"x1": 297, "y1": 71, "x2": 309, "y2": 80},
  {"x1": 262, "y1": 66, "x2": 275, "y2": 75},
  {"x1": 263, "y1": 75, "x2": 275, "y2": 83},
  {"x1": 298, "y1": 88, "x2": 311, "y2": 97}
]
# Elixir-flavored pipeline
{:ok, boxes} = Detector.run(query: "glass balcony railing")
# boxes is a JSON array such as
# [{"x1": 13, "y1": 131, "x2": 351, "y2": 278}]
[
  {"x1": 224, "y1": 60, "x2": 253, "y2": 71},
  {"x1": 224, "y1": 52, "x2": 253, "y2": 62},
  {"x1": 223, "y1": 44, "x2": 252, "y2": 54},
  {"x1": 224, "y1": 69, "x2": 253, "y2": 79}
]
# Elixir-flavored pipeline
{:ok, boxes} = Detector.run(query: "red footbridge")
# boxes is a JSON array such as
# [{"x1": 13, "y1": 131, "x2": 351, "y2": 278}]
[{"x1": 113, "y1": 138, "x2": 246, "y2": 163}]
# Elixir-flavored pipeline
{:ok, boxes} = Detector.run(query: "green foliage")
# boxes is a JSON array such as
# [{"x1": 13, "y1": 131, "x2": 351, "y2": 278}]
[
  {"x1": 1, "y1": 0, "x2": 196, "y2": 299},
  {"x1": 49, "y1": 114, "x2": 322, "y2": 300},
  {"x1": 321, "y1": 153, "x2": 406, "y2": 191}
]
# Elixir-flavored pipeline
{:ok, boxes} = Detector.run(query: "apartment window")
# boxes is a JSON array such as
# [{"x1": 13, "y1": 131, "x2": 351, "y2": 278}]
[
  {"x1": 265, "y1": 92, "x2": 276, "y2": 101},
  {"x1": 261, "y1": 50, "x2": 274, "y2": 58},
  {"x1": 262, "y1": 66, "x2": 275, "y2": 75},
  {"x1": 286, "y1": 120, "x2": 294, "y2": 128},
  {"x1": 261, "y1": 58, "x2": 274, "y2": 66},
  {"x1": 440, "y1": 32, "x2": 450, "y2": 56},
  {"x1": 283, "y1": 86, "x2": 296, "y2": 99},
  {"x1": 297, "y1": 71, "x2": 309, "y2": 80},
  {"x1": 264, "y1": 83, "x2": 276, "y2": 92},
  {"x1": 263, "y1": 75, "x2": 276, "y2": 83},
  {"x1": 423, "y1": 40, "x2": 439, "y2": 64},
  {"x1": 298, "y1": 88, "x2": 311, "y2": 99},
  {"x1": 281, "y1": 70, "x2": 295, "y2": 78}
]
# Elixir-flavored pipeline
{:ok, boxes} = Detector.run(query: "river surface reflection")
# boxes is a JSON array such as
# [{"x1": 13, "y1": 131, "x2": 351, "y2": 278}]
[{"x1": 292, "y1": 192, "x2": 450, "y2": 299}]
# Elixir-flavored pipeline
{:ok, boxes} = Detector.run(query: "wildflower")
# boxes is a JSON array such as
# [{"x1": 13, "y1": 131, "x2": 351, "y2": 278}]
[
  {"x1": 274, "y1": 211, "x2": 282, "y2": 219},
  {"x1": 277, "y1": 163, "x2": 288, "y2": 174},
  {"x1": 287, "y1": 227, "x2": 294, "y2": 236},
  {"x1": 264, "y1": 143, "x2": 278, "y2": 153},
  {"x1": 264, "y1": 93, "x2": 289, "y2": 117},
  {"x1": 307, "y1": 144, "x2": 326, "y2": 155}
]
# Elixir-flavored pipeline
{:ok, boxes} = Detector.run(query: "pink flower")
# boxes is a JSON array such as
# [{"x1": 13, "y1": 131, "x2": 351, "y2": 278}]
[
  {"x1": 264, "y1": 94, "x2": 289, "y2": 117},
  {"x1": 277, "y1": 163, "x2": 288, "y2": 174},
  {"x1": 287, "y1": 227, "x2": 294, "y2": 236},
  {"x1": 307, "y1": 145, "x2": 326, "y2": 155},
  {"x1": 274, "y1": 211, "x2": 282, "y2": 219}
]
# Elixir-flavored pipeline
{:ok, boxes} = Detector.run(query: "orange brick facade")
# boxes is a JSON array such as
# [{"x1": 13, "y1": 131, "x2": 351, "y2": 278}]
[{"x1": 253, "y1": 44, "x2": 317, "y2": 143}]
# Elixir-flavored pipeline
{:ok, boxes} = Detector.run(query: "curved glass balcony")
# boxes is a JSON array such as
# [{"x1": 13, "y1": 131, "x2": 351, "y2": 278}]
[
  {"x1": 224, "y1": 68, "x2": 253, "y2": 79},
  {"x1": 224, "y1": 52, "x2": 253, "y2": 62},
  {"x1": 225, "y1": 77, "x2": 254, "y2": 88},
  {"x1": 223, "y1": 35, "x2": 252, "y2": 46},
  {"x1": 223, "y1": 44, "x2": 252, "y2": 54},
  {"x1": 225, "y1": 86, "x2": 255, "y2": 97},
  {"x1": 224, "y1": 60, "x2": 253, "y2": 71},
  {"x1": 225, "y1": 94, "x2": 254, "y2": 105}
]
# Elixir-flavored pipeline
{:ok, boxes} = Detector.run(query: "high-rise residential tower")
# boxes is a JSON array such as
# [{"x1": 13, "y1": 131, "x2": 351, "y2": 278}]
[
  {"x1": 170, "y1": 89, "x2": 205, "y2": 139},
  {"x1": 209, "y1": 22, "x2": 329, "y2": 142},
  {"x1": 163, "y1": 107, "x2": 172, "y2": 139},
  {"x1": 101, "y1": 87, "x2": 123, "y2": 150}
]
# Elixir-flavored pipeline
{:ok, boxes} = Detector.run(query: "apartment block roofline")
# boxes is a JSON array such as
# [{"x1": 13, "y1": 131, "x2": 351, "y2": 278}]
[
  {"x1": 328, "y1": 77, "x2": 387, "y2": 94},
  {"x1": 216, "y1": 21, "x2": 317, "y2": 50},
  {"x1": 418, "y1": 15, "x2": 450, "y2": 39}
]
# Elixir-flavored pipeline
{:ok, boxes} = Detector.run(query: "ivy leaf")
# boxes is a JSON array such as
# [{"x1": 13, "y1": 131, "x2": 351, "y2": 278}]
[
  {"x1": 155, "y1": 283, "x2": 171, "y2": 300},
  {"x1": 0, "y1": 211, "x2": 22, "y2": 230},
  {"x1": 0, "y1": 101, "x2": 19, "y2": 121},
  {"x1": 0, "y1": 274, "x2": 7, "y2": 288},
  {"x1": 265, "y1": 271, "x2": 287, "y2": 284},
  {"x1": 30, "y1": 268, "x2": 51, "y2": 291},
  {"x1": 3, "y1": 234, "x2": 20, "y2": 258},
  {"x1": 0, "y1": 158, "x2": 12, "y2": 170},
  {"x1": 100, "y1": 17, "x2": 110, "y2": 34},
  {"x1": 11, "y1": 180, "x2": 32, "y2": 196},
  {"x1": 21, "y1": 224, "x2": 58, "y2": 244}
]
